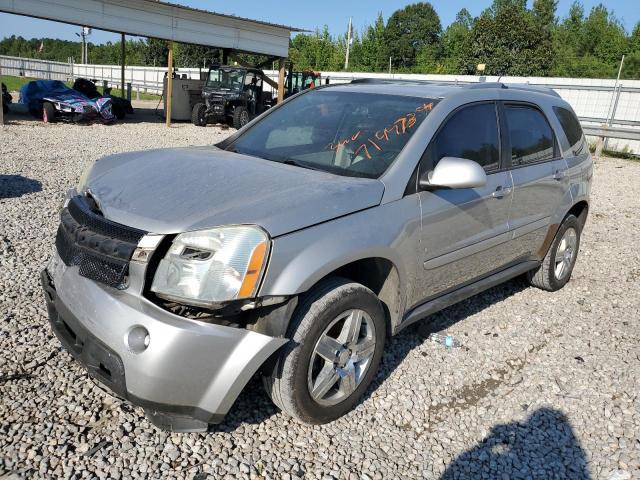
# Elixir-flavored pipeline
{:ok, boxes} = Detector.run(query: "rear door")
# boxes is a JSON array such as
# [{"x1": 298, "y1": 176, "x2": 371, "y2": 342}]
[
  {"x1": 501, "y1": 103, "x2": 568, "y2": 260},
  {"x1": 413, "y1": 102, "x2": 513, "y2": 303}
]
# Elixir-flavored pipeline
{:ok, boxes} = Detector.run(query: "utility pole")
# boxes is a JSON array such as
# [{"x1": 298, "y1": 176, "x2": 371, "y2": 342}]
[
  {"x1": 388, "y1": 56, "x2": 392, "y2": 75},
  {"x1": 76, "y1": 27, "x2": 91, "y2": 64},
  {"x1": 0, "y1": 62, "x2": 4, "y2": 126},
  {"x1": 344, "y1": 17, "x2": 352, "y2": 70},
  {"x1": 81, "y1": 30, "x2": 85, "y2": 63}
]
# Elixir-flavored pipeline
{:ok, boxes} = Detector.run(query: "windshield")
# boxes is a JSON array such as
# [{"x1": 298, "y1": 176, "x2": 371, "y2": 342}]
[
  {"x1": 206, "y1": 68, "x2": 245, "y2": 92},
  {"x1": 226, "y1": 90, "x2": 439, "y2": 178}
]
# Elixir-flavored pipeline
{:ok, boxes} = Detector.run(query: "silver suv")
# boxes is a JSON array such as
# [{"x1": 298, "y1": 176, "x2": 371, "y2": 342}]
[{"x1": 42, "y1": 80, "x2": 592, "y2": 432}]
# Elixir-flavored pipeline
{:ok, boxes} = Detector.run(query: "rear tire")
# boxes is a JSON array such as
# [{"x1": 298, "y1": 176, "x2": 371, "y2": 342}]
[
  {"x1": 191, "y1": 103, "x2": 207, "y2": 126},
  {"x1": 232, "y1": 106, "x2": 250, "y2": 129},
  {"x1": 263, "y1": 277, "x2": 386, "y2": 424},
  {"x1": 42, "y1": 102, "x2": 56, "y2": 123},
  {"x1": 112, "y1": 103, "x2": 126, "y2": 120},
  {"x1": 527, "y1": 214, "x2": 581, "y2": 291}
]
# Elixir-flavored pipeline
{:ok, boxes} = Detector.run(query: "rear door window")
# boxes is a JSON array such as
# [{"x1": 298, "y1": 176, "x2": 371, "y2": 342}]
[
  {"x1": 427, "y1": 102, "x2": 500, "y2": 172},
  {"x1": 504, "y1": 105, "x2": 556, "y2": 166},
  {"x1": 553, "y1": 106, "x2": 586, "y2": 153}
]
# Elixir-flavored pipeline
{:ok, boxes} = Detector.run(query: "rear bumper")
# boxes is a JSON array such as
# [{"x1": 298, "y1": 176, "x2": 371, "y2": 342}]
[{"x1": 41, "y1": 254, "x2": 287, "y2": 432}]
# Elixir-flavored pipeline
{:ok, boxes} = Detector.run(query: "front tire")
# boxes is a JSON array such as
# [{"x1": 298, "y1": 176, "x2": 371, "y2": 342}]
[
  {"x1": 42, "y1": 102, "x2": 56, "y2": 123},
  {"x1": 191, "y1": 102, "x2": 207, "y2": 126},
  {"x1": 527, "y1": 214, "x2": 581, "y2": 291},
  {"x1": 264, "y1": 277, "x2": 386, "y2": 424},
  {"x1": 232, "y1": 106, "x2": 250, "y2": 129}
]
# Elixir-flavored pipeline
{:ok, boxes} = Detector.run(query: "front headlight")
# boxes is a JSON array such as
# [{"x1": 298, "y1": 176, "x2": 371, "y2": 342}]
[
  {"x1": 77, "y1": 162, "x2": 94, "y2": 191},
  {"x1": 150, "y1": 225, "x2": 269, "y2": 307}
]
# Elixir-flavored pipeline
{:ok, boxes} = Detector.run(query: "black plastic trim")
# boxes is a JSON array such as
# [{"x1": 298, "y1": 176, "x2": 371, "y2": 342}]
[{"x1": 398, "y1": 260, "x2": 540, "y2": 332}]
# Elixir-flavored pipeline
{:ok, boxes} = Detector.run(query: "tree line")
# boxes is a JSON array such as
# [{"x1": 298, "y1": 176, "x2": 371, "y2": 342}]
[{"x1": 1, "y1": 0, "x2": 638, "y2": 79}]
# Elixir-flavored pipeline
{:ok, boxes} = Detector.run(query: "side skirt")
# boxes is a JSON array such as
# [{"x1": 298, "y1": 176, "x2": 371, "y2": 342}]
[{"x1": 397, "y1": 260, "x2": 540, "y2": 333}]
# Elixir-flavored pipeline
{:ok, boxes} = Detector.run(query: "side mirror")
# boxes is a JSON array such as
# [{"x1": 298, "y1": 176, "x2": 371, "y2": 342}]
[{"x1": 419, "y1": 157, "x2": 487, "y2": 190}]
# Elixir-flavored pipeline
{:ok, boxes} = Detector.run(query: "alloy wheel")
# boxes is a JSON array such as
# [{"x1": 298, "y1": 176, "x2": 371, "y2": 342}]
[
  {"x1": 555, "y1": 227, "x2": 577, "y2": 280},
  {"x1": 307, "y1": 309, "x2": 376, "y2": 406}
]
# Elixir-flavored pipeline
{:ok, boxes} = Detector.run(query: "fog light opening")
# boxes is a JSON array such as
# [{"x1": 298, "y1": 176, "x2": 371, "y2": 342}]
[{"x1": 126, "y1": 326, "x2": 150, "y2": 354}]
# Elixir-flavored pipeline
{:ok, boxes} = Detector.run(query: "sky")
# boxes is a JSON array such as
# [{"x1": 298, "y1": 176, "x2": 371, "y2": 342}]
[{"x1": 0, "y1": 0, "x2": 637, "y2": 44}]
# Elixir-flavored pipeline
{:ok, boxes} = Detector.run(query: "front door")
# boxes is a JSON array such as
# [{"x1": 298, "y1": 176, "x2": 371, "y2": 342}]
[{"x1": 413, "y1": 102, "x2": 513, "y2": 304}]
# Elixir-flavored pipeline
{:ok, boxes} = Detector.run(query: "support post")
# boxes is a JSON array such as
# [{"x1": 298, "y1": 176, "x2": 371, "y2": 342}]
[
  {"x1": 120, "y1": 33, "x2": 126, "y2": 98},
  {"x1": 277, "y1": 58, "x2": 286, "y2": 104},
  {"x1": 0, "y1": 63, "x2": 4, "y2": 127},
  {"x1": 166, "y1": 41, "x2": 174, "y2": 127},
  {"x1": 222, "y1": 49, "x2": 229, "y2": 65}
]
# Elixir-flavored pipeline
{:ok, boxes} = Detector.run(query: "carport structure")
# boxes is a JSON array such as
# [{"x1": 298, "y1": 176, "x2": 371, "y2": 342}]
[{"x1": 0, "y1": 0, "x2": 304, "y2": 125}]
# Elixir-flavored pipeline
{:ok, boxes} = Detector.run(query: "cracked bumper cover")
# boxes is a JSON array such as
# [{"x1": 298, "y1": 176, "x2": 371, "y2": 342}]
[{"x1": 41, "y1": 253, "x2": 287, "y2": 432}]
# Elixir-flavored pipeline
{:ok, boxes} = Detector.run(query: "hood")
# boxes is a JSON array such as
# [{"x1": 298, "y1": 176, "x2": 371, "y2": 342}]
[{"x1": 83, "y1": 146, "x2": 384, "y2": 237}]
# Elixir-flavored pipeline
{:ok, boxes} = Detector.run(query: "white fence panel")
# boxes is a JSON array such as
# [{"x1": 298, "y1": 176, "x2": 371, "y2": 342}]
[{"x1": 0, "y1": 55, "x2": 71, "y2": 81}]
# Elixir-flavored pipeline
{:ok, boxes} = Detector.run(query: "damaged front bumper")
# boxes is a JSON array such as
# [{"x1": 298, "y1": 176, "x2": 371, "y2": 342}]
[{"x1": 41, "y1": 251, "x2": 287, "y2": 432}]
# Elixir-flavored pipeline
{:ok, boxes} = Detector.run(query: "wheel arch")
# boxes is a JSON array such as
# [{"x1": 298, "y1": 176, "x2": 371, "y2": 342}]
[
  {"x1": 566, "y1": 200, "x2": 589, "y2": 228},
  {"x1": 266, "y1": 255, "x2": 404, "y2": 338}
]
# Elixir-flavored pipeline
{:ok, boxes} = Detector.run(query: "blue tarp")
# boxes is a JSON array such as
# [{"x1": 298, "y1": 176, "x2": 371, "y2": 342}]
[{"x1": 19, "y1": 80, "x2": 115, "y2": 122}]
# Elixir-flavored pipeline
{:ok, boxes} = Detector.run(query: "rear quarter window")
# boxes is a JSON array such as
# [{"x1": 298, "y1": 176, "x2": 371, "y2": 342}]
[{"x1": 553, "y1": 106, "x2": 586, "y2": 152}]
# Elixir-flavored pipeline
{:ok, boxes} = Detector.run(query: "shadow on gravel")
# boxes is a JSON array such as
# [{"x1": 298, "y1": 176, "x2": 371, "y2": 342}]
[
  {"x1": 440, "y1": 407, "x2": 591, "y2": 479},
  {"x1": 211, "y1": 376, "x2": 280, "y2": 432},
  {"x1": 0, "y1": 175, "x2": 43, "y2": 198}
]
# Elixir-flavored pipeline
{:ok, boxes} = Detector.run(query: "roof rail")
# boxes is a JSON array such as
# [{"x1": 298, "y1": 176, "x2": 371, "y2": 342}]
[
  {"x1": 466, "y1": 82, "x2": 508, "y2": 89},
  {"x1": 348, "y1": 78, "x2": 562, "y2": 98},
  {"x1": 350, "y1": 78, "x2": 434, "y2": 85}
]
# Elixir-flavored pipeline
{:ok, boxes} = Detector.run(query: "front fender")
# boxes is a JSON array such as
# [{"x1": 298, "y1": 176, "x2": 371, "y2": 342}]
[{"x1": 259, "y1": 196, "x2": 422, "y2": 326}]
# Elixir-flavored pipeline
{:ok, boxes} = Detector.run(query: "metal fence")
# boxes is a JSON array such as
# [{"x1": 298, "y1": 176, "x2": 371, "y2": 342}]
[
  {"x1": 0, "y1": 54, "x2": 72, "y2": 81},
  {"x1": 2, "y1": 55, "x2": 639, "y2": 151}
]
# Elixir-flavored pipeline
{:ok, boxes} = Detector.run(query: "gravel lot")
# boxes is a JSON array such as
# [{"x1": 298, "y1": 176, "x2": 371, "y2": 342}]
[{"x1": 1, "y1": 111, "x2": 639, "y2": 479}]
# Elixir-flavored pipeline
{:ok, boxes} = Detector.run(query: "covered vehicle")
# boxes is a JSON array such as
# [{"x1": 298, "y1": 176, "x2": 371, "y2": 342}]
[
  {"x1": 72, "y1": 78, "x2": 134, "y2": 120},
  {"x1": 20, "y1": 80, "x2": 115, "y2": 124},
  {"x1": 2, "y1": 82, "x2": 11, "y2": 115}
]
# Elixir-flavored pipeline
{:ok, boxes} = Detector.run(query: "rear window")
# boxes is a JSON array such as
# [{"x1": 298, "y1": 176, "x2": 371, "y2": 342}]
[
  {"x1": 226, "y1": 90, "x2": 439, "y2": 179},
  {"x1": 554, "y1": 106, "x2": 585, "y2": 150},
  {"x1": 504, "y1": 105, "x2": 556, "y2": 166}
]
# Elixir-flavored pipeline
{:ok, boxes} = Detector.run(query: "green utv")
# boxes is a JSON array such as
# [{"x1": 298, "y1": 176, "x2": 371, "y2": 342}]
[{"x1": 192, "y1": 65, "x2": 273, "y2": 129}]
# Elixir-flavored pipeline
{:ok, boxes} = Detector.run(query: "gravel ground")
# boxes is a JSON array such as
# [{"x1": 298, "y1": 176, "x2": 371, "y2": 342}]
[{"x1": 1, "y1": 112, "x2": 639, "y2": 479}]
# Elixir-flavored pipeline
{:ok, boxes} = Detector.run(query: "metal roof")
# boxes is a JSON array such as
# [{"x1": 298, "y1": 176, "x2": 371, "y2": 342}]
[
  {"x1": 0, "y1": 0, "x2": 304, "y2": 57},
  {"x1": 140, "y1": 0, "x2": 306, "y2": 32}
]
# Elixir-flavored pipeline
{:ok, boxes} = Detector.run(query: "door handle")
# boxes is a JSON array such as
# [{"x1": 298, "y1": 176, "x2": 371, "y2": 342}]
[
  {"x1": 553, "y1": 170, "x2": 566, "y2": 181},
  {"x1": 491, "y1": 186, "x2": 512, "y2": 199}
]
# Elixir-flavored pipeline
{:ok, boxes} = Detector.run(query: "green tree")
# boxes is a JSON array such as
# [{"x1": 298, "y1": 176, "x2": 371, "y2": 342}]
[
  {"x1": 358, "y1": 13, "x2": 388, "y2": 72},
  {"x1": 462, "y1": 4, "x2": 546, "y2": 76},
  {"x1": 384, "y1": 2, "x2": 442, "y2": 70},
  {"x1": 440, "y1": 8, "x2": 473, "y2": 73},
  {"x1": 143, "y1": 38, "x2": 169, "y2": 67},
  {"x1": 621, "y1": 22, "x2": 640, "y2": 79},
  {"x1": 174, "y1": 43, "x2": 218, "y2": 69},
  {"x1": 531, "y1": 0, "x2": 558, "y2": 76}
]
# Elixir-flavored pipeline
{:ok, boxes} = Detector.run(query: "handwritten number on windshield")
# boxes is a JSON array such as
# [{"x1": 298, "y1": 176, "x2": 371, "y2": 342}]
[{"x1": 327, "y1": 102, "x2": 434, "y2": 160}]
